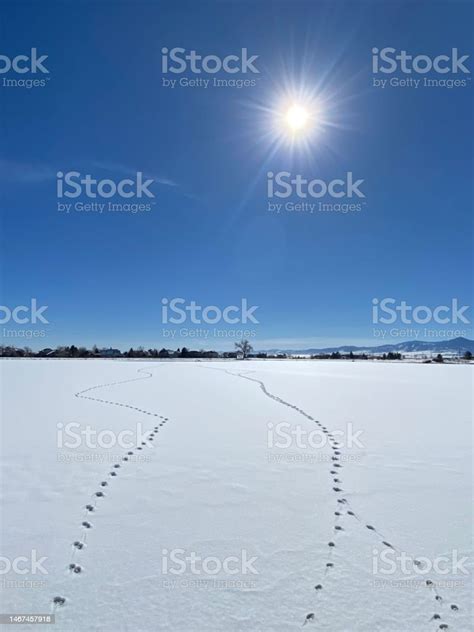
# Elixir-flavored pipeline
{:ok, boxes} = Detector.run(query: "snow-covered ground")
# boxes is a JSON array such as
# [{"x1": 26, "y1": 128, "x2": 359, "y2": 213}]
[{"x1": 0, "y1": 359, "x2": 472, "y2": 631}]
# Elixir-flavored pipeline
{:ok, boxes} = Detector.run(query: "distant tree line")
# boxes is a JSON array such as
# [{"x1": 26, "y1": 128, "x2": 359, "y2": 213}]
[
  {"x1": 0, "y1": 345, "x2": 222, "y2": 359},
  {"x1": 0, "y1": 339, "x2": 261, "y2": 359},
  {"x1": 309, "y1": 350, "x2": 472, "y2": 361},
  {"x1": 310, "y1": 351, "x2": 371, "y2": 360},
  {"x1": 1, "y1": 344, "x2": 471, "y2": 362}
]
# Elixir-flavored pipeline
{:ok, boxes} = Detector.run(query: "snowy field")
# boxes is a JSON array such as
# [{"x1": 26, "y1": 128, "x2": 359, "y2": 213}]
[{"x1": 0, "y1": 359, "x2": 472, "y2": 632}]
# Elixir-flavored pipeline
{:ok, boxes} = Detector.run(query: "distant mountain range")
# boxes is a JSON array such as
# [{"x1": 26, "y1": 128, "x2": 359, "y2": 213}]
[{"x1": 264, "y1": 336, "x2": 474, "y2": 356}]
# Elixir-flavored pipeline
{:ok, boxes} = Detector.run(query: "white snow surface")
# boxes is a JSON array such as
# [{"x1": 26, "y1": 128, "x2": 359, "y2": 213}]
[{"x1": 0, "y1": 359, "x2": 472, "y2": 631}]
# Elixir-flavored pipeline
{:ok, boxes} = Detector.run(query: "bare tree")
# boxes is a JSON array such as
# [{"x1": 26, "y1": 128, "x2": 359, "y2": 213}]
[{"x1": 235, "y1": 339, "x2": 253, "y2": 359}]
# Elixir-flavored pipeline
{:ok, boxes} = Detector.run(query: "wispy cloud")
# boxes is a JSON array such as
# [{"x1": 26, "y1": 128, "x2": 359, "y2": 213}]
[
  {"x1": 0, "y1": 159, "x2": 177, "y2": 187},
  {"x1": 89, "y1": 161, "x2": 177, "y2": 187}
]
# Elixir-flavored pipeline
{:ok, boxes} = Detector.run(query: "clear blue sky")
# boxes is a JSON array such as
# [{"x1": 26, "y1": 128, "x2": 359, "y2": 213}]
[{"x1": 1, "y1": 0, "x2": 472, "y2": 350}]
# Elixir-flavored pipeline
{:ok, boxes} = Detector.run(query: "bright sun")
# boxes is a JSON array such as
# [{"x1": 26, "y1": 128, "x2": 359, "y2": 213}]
[
  {"x1": 263, "y1": 91, "x2": 325, "y2": 147},
  {"x1": 285, "y1": 104, "x2": 310, "y2": 132}
]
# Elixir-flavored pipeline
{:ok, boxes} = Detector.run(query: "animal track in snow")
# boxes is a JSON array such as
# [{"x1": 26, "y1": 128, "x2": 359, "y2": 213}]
[
  {"x1": 51, "y1": 366, "x2": 171, "y2": 616},
  {"x1": 202, "y1": 365, "x2": 464, "y2": 630}
]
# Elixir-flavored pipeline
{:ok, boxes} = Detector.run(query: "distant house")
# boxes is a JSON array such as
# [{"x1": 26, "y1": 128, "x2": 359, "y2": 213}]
[
  {"x1": 99, "y1": 348, "x2": 122, "y2": 357},
  {"x1": 38, "y1": 348, "x2": 55, "y2": 357}
]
